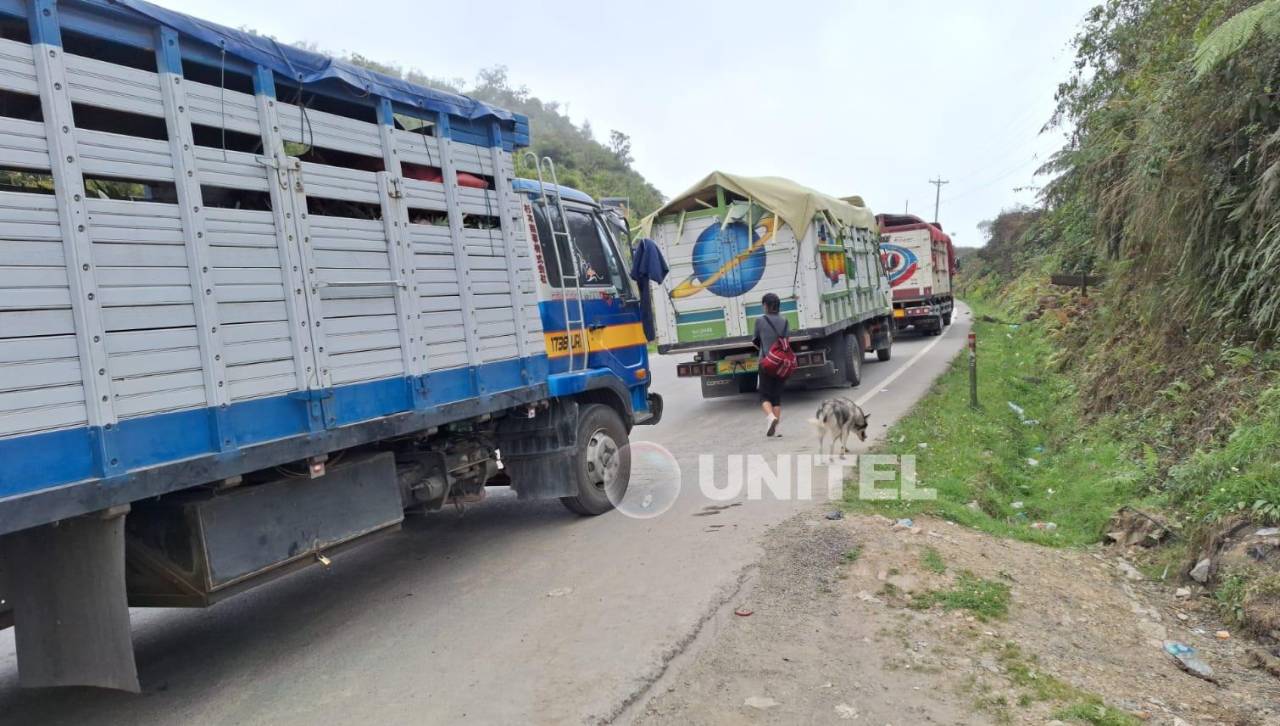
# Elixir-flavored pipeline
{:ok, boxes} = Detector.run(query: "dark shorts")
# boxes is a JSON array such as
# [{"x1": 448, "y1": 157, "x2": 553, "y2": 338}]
[{"x1": 758, "y1": 371, "x2": 784, "y2": 406}]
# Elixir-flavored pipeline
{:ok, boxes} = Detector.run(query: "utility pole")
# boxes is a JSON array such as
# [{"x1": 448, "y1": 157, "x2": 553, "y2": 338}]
[
  {"x1": 928, "y1": 176, "x2": 949, "y2": 224},
  {"x1": 904, "y1": 199, "x2": 909, "y2": 214}
]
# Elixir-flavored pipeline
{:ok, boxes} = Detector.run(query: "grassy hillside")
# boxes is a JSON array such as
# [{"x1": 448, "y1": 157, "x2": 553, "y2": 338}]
[
  {"x1": 341, "y1": 56, "x2": 664, "y2": 218},
  {"x1": 902, "y1": 0, "x2": 1280, "y2": 636},
  {"x1": 967, "y1": 0, "x2": 1280, "y2": 468}
]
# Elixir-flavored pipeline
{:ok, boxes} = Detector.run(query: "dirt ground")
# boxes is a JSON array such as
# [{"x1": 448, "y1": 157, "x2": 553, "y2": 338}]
[{"x1": 632, "y1": 512, "x2": 1280, "y2": 725}]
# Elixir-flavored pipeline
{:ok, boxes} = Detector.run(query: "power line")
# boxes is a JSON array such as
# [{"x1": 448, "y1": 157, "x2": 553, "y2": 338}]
[{"x1": 941, "y1": 154, "x2": 1044, "y2": 205}]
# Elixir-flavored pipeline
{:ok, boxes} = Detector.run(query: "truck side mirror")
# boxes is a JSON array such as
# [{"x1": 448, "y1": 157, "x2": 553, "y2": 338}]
[{"x1": 604, "y1": 208, "x2": 631, "y2": 242}]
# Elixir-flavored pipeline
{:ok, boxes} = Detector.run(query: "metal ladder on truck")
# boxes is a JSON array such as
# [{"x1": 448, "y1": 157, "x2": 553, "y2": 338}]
[{"x1": 525, "y1": 154, "x2": 588, "y2": 372}]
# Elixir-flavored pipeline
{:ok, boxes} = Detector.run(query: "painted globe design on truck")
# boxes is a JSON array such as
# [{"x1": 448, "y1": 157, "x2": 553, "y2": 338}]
[
  {"x1": 880, "y1": 244, "x2": 918, "y2": 288},
  {"x1": 690, "y1": 221, "x2": 767, "y2": 298}
]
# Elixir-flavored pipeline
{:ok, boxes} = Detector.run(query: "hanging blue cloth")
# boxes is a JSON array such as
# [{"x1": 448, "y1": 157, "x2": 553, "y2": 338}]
[{"x1": 629, "y1": 238, "x2": 669, "y2": 342}]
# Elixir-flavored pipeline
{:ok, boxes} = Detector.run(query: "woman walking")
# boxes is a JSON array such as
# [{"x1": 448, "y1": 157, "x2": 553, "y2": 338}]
[{"x1": 753, "y1": 293, "x2": 789, "y2": 437}]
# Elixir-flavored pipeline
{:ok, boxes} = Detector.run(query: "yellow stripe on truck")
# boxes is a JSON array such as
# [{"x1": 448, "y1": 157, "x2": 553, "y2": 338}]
[{"x1": 544, "y1": 322, "x2": 647, "y2": 359}]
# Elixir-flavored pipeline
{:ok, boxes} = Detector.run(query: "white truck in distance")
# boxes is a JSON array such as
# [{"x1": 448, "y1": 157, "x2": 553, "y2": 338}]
[{"x1": 645, "y1": 173, "x2": 895, "y2": 397}]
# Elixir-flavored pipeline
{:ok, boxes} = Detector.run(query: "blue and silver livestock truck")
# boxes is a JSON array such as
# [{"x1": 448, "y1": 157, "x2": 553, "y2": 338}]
[{"x1": 0, "y1": 0, "x2": 659, "y2": 690}]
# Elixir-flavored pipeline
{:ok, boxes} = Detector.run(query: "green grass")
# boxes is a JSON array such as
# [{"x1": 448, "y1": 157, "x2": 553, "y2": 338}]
[
  {"x1": 920, "y1": 546, "x2": 946, "y2": 574},
  {"x1": 983, "y1": 643, "x2": 1138, "y2": 725},
  {"x1": 911, "y1": 571, "x2": 1011, "y2": 620},
  {"x1": 1053, "y1": 700, "x2": 1141, "y2": 726},
  {"x1": 1215, "y1": 568, "x2": 1250, "y2": 628},
  {"x1": 1163, "y1": 385, "x2": 1280, "y2": 524},
  {"x1": 996, "y1": 643, "x2": 1077, "y2": 702},
  {"x1": 845, "y1": 300, "x2": 1151, "y2": 546},
  {"x1": 840, "y1": 546, "x2": 862, "y2": 563}
]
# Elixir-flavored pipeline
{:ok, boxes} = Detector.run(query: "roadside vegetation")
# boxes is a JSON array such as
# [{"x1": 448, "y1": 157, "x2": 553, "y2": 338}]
[
  {"x1": 909, "y1": 571, "x2": 1012, "y2": 621},
  {"x1": 847, "y1": 302, "x2": 1150, "y2": 547},
  {"x1": 855, "y1": 0, "x2": 1280, "y2": 640}
]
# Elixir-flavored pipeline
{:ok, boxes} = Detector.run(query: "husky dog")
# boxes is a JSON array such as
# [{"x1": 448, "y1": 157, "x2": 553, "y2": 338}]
[{"x1": 812, "y1": 398, "x2": 870, "y2": 457}]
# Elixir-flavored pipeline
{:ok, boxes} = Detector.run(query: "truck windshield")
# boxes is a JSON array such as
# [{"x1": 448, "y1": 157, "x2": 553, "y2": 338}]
[{"x1": 533, "y1": 203, "x2": 628, "y2": 293}]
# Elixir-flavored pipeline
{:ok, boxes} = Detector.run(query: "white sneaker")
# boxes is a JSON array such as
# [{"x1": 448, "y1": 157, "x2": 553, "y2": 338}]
[{"x1": 766, "y1": 415, "x2": 779, "y2": 437}]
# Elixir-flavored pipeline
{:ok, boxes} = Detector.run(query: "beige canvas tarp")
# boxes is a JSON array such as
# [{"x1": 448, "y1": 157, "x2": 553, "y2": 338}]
[{"x1": 640, "y1": 171, "x2": 876, "y2": 239}]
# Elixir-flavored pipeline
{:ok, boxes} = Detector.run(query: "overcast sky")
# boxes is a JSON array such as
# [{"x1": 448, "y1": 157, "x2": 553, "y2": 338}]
[{"x1": 160, "y1": 0, "x2": 1095, "y2": 247}]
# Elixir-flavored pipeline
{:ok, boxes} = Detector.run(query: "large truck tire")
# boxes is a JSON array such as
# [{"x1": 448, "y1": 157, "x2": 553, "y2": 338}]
[
  {"x1": 943, "y1": 311, "x2": 953, "y2": 326},
  {"x1": 926, "y1": 314, "x2": 944, "y2": 335},
  {"x1": 845, "y1": 330, "x2": 864, "y2": 386},
  {"x1": 561, "y1": 404, "x2": 631, "y2": 516},
  {"x1": 876, "y1": 339, "x2": 892, "y2": 362}
]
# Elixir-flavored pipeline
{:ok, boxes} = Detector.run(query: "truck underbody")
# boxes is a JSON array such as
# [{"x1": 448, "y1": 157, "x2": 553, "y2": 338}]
[
  {"x1": 892, "y1": 295, "x2": 955, "y2": 335},
  {"x1": 669, "y1": 314, "x2": 895, "y2": 398},
  {"x1": 0, "y1": 384, "x2": 654, "y2": 691}
]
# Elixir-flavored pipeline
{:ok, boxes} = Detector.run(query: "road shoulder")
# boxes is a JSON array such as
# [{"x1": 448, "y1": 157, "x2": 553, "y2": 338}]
[{"x1": 631, "y1": 512, "x2": 1279, "y2": 725}]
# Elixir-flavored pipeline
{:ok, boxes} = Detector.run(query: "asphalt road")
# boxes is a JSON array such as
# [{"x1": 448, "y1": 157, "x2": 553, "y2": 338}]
[{"x1": 0, "y1": 304, "x2": 972, "y2": 726}]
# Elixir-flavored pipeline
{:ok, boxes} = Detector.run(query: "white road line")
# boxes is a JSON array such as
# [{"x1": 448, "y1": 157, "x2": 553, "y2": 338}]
[{"x1": 854, "y1": 313, "x2": 959, "y2": 408}]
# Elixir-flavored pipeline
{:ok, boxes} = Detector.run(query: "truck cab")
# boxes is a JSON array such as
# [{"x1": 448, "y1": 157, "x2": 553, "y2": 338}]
[{"x1": 511, "y1": 178, "x2": 660, "y2": 425}]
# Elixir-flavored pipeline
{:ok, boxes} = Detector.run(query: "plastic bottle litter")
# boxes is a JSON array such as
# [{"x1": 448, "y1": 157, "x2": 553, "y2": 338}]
[
  {"x1": 1030, "y1": 521, "x2": 1058, "y2": 532},
  {"x1": 1007, "y1": 401, "x2": 1040, "y2": 426},
  {"x1": 1164, "y1": 641, "x2": 1216, "y2": 683}
]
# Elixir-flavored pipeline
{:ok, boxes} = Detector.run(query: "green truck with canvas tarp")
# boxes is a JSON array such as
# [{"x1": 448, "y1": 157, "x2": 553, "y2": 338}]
[{"x1": 643, "y1": 173, "x2": 894, "y2": 398}]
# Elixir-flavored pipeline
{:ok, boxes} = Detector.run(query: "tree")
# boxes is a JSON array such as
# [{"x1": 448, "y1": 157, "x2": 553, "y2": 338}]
[
  {"x1": 608, "y1": 130, "x2": 633, "y2": 167},
  {"x1": 327, "y1": 48, "x2": 665, "y2": 216},
  {"x1": 1194, "y1": 0, "x2": 1280, "y2": 77}
]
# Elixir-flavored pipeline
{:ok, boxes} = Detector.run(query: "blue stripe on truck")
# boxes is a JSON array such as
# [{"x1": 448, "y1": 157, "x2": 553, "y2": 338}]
[{"x1": 0, "y1": 355, "x2": 550, "y2": 500}]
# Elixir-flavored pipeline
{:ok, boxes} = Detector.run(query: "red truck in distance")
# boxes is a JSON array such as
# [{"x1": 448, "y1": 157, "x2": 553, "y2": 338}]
[{"x1": 876, "y1": 214, "x2": 955, "y2": 335}]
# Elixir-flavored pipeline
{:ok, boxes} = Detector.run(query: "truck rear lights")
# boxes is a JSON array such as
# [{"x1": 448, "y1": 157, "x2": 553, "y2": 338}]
[{"x1": 679, "y1": 362, "x2": 719, "y2": 377}]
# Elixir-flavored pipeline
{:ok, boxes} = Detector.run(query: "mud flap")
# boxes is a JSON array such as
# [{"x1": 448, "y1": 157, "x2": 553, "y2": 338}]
[
  {"x1": 498, "y1": 400, "x2": 580, "y2": 499},
  {"x1": 1, "y1": 507, "x2": 139, "y2": 691}
]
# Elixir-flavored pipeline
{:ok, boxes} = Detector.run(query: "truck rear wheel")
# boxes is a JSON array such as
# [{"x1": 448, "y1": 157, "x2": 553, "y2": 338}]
[
  {"x1": 943, "y1": 311, "x2": 953, "y2": 326},
  {"x1": 876, "y1": 340, "x2": 892, "y2": 362},
  {"x1": 845, "y1": 331, "x2": 864, "y2": 386},
  {"x1": 924, "y1": 314, "x2": 944, "y2": 335},
  {"x1": 561, "y1": 404, "x2": 631, "y2": 516}
]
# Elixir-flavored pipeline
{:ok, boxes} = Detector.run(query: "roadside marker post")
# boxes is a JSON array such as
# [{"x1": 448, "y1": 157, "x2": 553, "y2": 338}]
[{"x1": 968, "y1": 331, "x2": 979, "y2": 410}]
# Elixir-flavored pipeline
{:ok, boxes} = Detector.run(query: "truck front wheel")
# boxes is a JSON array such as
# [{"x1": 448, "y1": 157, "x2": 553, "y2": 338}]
[{"x1": 561, "y1": 404, "x2": 631, "y2": 516}]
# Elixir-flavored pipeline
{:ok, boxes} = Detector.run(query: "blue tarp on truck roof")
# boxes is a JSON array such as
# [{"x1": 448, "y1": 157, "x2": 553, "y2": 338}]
[{"x1": 75, "y1": 0, "x2": 521, "y2": 128}]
